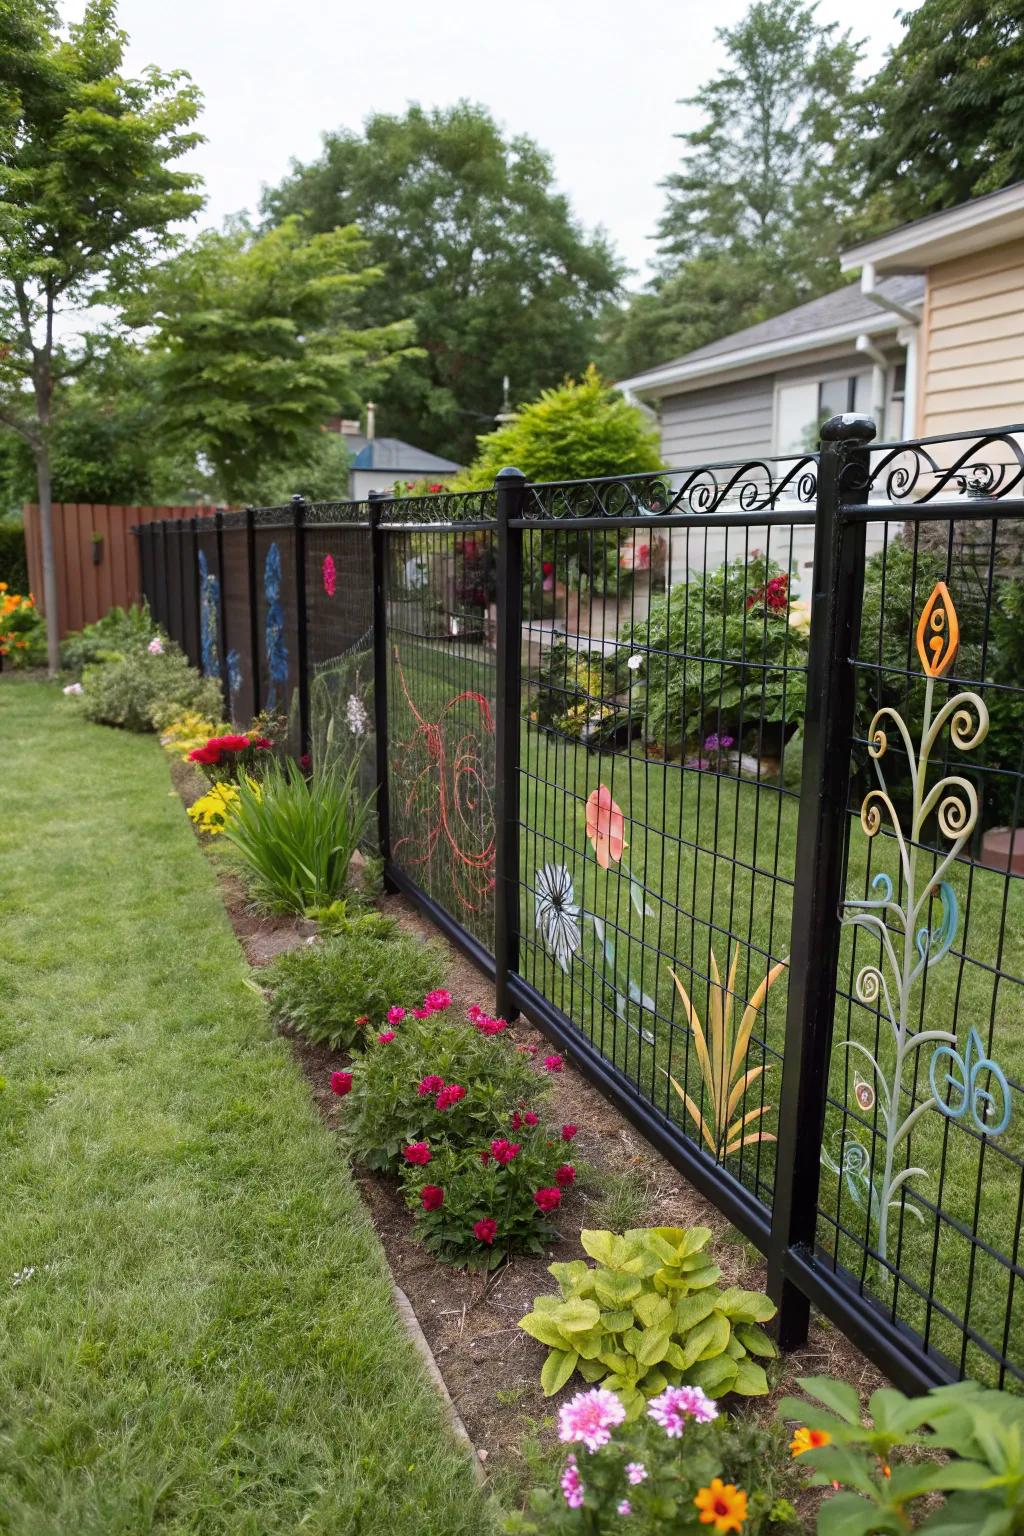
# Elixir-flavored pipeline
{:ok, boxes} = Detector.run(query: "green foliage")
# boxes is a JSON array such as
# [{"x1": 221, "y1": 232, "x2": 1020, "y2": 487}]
[
  {"x1": 78, "y1": 642, "x2": 222, "y2": 732},
  {"x1": 343, "y1": 1013, "x2": 545, "y2": 1172},
  {"x1": 267, "y1": 924, "x2": 444, "y2": 1052},
  {"x1": 262, "y1": 103, "x2": 624, "y2": 461},
  {"x1": 532, "y1": 640, "x2": 639, "y2": 748},
  {"x1": 622, "y1": 555, "x2": 808, "y2": 756},
  {"x1": 458, "y1": 367, "x2": 662, "y2": 490},
  {"x1": 138, "y1": 216, "x2": 416, "y2": 503},
  {"x1": 860, "y1": 0, "x2": 1024, "y2": 225},
  {"x1": 779, "y1": 1375, "x2": 1024, "y2": 1533},
  {"x1": 508, "y1": 1411, "x2": 801, "y2": 1534},
  {"x1": 399, "y1": 1130, "x2": 568, "y2": 1271},
  {"x1": 60, "y1": 602, "x2": 159, "y2": 673},
  {"x1": 520, "y1": 1227, "x2": 777, "y2": 1417},
  {"x1": 0, "y1": 519, "x2": 28, "y2": 591},
  {"x1": 224, "y1": 756, "x2": 374, "y2": 914}
]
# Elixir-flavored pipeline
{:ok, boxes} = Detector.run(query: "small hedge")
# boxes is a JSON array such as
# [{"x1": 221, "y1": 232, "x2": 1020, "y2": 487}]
[{"x1": 80, "y1": 645, "x2": 224, "y2": 732}]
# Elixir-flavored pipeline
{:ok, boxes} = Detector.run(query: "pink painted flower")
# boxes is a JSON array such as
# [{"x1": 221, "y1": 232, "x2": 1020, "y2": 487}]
[
  {"x1": 490, "y1": 1139, "x2": 520, "y2": 1166},
  {"x1": 473, "y1": 1218, "x2": 498, "y2": 1245},
  {"x1": 558, "y1": 1389, "x2": 627, "y2": 1454},
  {"x1": 417, "y1": 1074, "x2": 445, "y2": 1097},
  {"x1": 555, "y1": 1163, "x2": 576, "y2": 1187},
  {"x1": 377, "y1": 1031, "x2": 396, "y2": 1044},
  {"x1": 387, "y1": 1006, "x2": 407, "y2": 1025},
  {"x1": 543, "y1": 1054, "x2": 564, "y2": 1073},
  {"x1": 562, "y1": 1124, "x2": 578, "y2": 1141},
  {"x1": 647, "y1": 1385, "x2": 718, "y2": 1438},
  {"x1": 626, "y1": 1463, "x2": 647, "y2": 1485},
  {"x1": 420, "y1": 1185, "x2": 444, "y2": 1211},
  {"x1": 424, "y1": 989, "x2": 452, "y2": 1011},
  {"x1": 403, "y1": 1142, "x2": 431, "y2": 1165},
  {"x1": 322, "y1": 553, "x2": 336, "y2": 596},
  {"x1": 585, "y1": 784, "x2": 627, "y2": 870},
  {"x1": 560, "y1": 1454, "x2": 585, "y2": 1509},
  {"x1": 330, "y1": 1071, "x2": 352, "y2": 1096},
  {"x1": 534, "y1": 1187, "x2": 562, "y2": 1214},
  {"x1": 435, "y1": 1083, "x2": 466, "y2": 1111},
  {"x1": 617, "y1": 1499, "x2": 632, "y2": 1517}
]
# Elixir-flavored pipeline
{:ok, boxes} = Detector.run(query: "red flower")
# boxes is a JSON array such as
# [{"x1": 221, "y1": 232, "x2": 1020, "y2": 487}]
[
  {"x1": 412, "y1": 1007, "x2": 431, "y2": 1019},
  {"x1": 561, "y1": 1124, "x2": 578, "y2": 1141},
  {"x1": 403, "y1": 1142, "x2": 431, "y2": 1165},
  {"x1": 423, "y1": 989, "x2": 452, "y2": 1011},
  {"x1": 188, "y1": 744, "x2": 222, "y2": 765},
  {"x1": 420, "y1": 1185, "x2": 444, "y2": 1211},
  {"x1": 377, "y1": 1031, "x2": 396, "y2": 1044},
  {"x1": 354, "y1": 1015, "x2": 370, "y2": 1028},
  {"x1": 330, "y1": 1071, "x2": 353, "y2": 1096},
  {"x1": 474, "y1": 1218, "x2": 498, "y2": 1245},
  {"x1": 524, "y1": 1111, "x2": 539, "y2": 1126},
  {"x1": 543, "y1": 1054, "x2": 564, "y2": 1073},
  {"x1": 472, "y1": 1013, "x2": 508, "y2": 1035},
  {"x1": 542, "y1": 561, "x2": 554, "y2": 575},
  {"x1": 479, "y1": 1148, "x2": 491, "y2": 1165},
  {"x1": 418, "y1": 1074, "x2": 445, "y2": 1097},
  {"x1": 534, "y1": 1187, "x2": 562, "y2": 1213},
  {"x1": 435, "y1": 1083, "x2": 466, "y2": 1111},
  {"x1": 466, "y1": 1004, "x2": 484, "y2": 1023},
  {"x1": 555, "y1": 1164, "x2": 576, "y2": 1187},
  {"x1": 206, "y1": 734, "x2": 252, "y2": 752},
  {"x1": 299, "y1": 753, "x2": 312, "y2": 772},
  {"x1": 490, "y1": 1139, "x2": 520, "y2": 1165},
  {"x1": 251, "y1": 735, "x2": 273, "y2": 749}
]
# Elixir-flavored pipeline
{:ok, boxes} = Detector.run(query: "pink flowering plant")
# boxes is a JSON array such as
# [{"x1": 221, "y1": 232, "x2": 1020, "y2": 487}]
[
  {"x1": 505, "y1": 1387, "x2": 800, "y2": 1534},
  {"x1": 399, "y1": 1123, "x2": 572, "y2": 1270}
]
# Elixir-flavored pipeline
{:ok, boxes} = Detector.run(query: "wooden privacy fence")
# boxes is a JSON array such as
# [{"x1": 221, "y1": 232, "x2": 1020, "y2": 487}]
[{"x1": 23, "y1": 502, "x2": 215, "y2": 638}]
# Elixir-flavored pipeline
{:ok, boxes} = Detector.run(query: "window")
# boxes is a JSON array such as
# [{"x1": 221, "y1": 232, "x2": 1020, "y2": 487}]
[{"x1": 775, "y1": 373, "x2": 874, "y2": 454}]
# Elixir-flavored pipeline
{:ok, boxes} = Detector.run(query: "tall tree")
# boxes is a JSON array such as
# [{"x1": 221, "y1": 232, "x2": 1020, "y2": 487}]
[
  {"x1": 0, "y1": 0, "x2": 202, "y2": 669},
  {"x1": 138, "y1": 218, "x2": 416, "y2": 503},
  {"x1": 860, "y1": 0, "x2": 1024, "y2": 224},
  {"x1": 261, "y1": 103, "x2": 624, "y2": 461}
]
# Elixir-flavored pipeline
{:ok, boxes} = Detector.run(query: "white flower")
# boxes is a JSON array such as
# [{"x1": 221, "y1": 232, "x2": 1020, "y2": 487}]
[
  {"x1": 788, "y1": 599, "x2": 811, "y2": 633},
  {"x1": 345, "y1": 693, "x2": 369, "y2": 737},
  {"x1": 534, "y1": 863, "x2": 581, "y2": 972},
  {"x1": 626, "y1": 654, "x2": 644, "y2": 672},
  {"x1": 62, "y1": 682, "x2": 83, "y2": 696},
  {"x1": 147, "y1": 636, "x2": 164, "y2": 655}
]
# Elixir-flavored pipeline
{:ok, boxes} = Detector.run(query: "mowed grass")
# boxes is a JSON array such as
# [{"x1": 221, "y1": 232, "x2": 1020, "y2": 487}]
[
  {"x1": 387, "y1": 640, "x2": 1024, "y2": 1385},
  {"x1": 0, "y1": 679, "x2": 491, "y2": 1536}
]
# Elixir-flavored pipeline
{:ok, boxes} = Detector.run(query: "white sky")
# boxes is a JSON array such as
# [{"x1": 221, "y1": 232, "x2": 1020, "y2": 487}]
[{"x1": 63, "y1": 0, "x2": 909, "y2": 287}]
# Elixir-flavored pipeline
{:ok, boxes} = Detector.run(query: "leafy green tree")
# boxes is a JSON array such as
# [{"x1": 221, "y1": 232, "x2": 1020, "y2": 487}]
[
  {"x1": 0, "y1": 0, "x2": 202, "y2": 669},
  {"x1": 262, "y1": 103, "x2": 624, "y2": 462},
  {"x1": 455, "y1": 366, "x2": 662, "y2": 489},
  {"x1": 860, "y1": 0, "x2": 1024, "y2": 223},
  {"x1": 138, "y1": 217, "x2": 415, "y2": 504}
]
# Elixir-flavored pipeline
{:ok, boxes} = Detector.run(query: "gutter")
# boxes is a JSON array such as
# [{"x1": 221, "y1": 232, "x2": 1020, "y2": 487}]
[{"x1": 859, "y1": 262, "x2": 920, "y2": 434}]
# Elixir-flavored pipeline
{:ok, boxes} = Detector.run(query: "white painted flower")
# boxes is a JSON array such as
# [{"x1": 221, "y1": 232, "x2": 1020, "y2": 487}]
[
  {"x1": 345, "y1": 693, "x2": 369, "y2": 737},
  {"x1": 626, "y1": 654, "x2": 644, "y2": 672},
  {"x1": 62, "y1": 682, "x2": 83, "y2": 696},
  {"x1": 534, "y1": 863, "x2": 582, "y2": 972},
  {"x1": 147, "y1": 636, "x2": 164, "y2": 655}
]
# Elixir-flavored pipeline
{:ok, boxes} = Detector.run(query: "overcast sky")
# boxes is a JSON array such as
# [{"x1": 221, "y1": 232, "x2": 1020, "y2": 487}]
[{"x1": 64, "y1": 0, "x2": 910, "y2": 286}]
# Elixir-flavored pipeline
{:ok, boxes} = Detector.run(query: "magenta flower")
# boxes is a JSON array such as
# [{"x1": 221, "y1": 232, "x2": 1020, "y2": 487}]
[
  {"x1": 322, "y1": 554, "x2": 336, "y2": 597},
  {"x1": 423, "y1": 989, "x2": 452, "y2": 1011},
  {"x1": 557, "y1": 1389, "x2": 626, "y2": 1454},
  {"x1": 387, "y1": 1006, "x2": 407, "y2": 1025},
  {"x1": 543, "y1": 1054, "x2": 564, "y2": 1073},
  {"x1": 417, "y1": 1074, "x2": 445, "y2": 1097},
  {"x1": 647, "y1": 1385, "x2": 718, "y2": 1437},
  {"x1": 489, "y1": 1139, "x2": 520, "y2": 1165},
  {"x1": 560, "y1": 1454, "x2": 585, "y2": 1509},
  {"x1": 617, "y1": 1500, "x2": 632, "y2": 1517},
  {"x1": 435, "y1": 1083, "x2": 466, "y2": 1111},
  {"x1": 377, "y1": 1030, "x2": 396, "y2": 1044}
]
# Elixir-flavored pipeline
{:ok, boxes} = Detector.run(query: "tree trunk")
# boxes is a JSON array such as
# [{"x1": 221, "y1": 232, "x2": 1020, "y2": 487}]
[{"x1": 35, "y1": 444, "x2": 61, "y2": 675}]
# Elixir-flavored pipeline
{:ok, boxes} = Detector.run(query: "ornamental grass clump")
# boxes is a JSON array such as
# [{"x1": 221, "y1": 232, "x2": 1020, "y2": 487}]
[
  {"x1": 519, "y1": 1227, "x2": 777, "y2": 1414},
  {"x1": 267, "y1": 920, "x2": 446, "y2": 1051},
  {"x1": 224, "y1": 755, "x2": 373, "y2": 913}
]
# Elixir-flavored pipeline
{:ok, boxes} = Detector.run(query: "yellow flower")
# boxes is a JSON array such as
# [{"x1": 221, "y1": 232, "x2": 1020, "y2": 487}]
[
  {"x1": 790, "y1": 1426, "x2": 832, "y2": 1458},
  {"x1": 187, "y1": 783, "x2": 240, "y2": 835},
  {"x1": 695, "y1": 1479, "x2": 748, "y2": 1531},
  {"x1": 788, "y1": 598, "x2": 812, "y2": 633}
]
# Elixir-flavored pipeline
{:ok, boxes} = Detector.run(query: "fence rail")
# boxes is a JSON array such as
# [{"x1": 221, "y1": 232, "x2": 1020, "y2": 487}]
[{"x1": 136, "y1": 415, "x2": 1024, "y2": 1394}]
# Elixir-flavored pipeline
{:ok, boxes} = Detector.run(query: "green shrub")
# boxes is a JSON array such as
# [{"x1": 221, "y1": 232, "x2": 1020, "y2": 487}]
[
  {"x1": 225, "y1": 757, "x2": 373, "y2": 914},
  {"x1": 0, "y1": 520, "x2": 29, "y2": 593},
  {"x1": 60, "y1": 603, "x2": 160, "y2": 673},
  {"x1": 519, "y1": 1226, "x2": 777, "y2": 1415},
  {"x1": 342, "y1": 1010, "x2": 547, "y2": 1171},
  {"x1": 531, "y1": 640, "x2": 640, "y2": 747},
  {"x1": 79, "y1": 644, "x2": 223, "y2": 732},
  {"x1": 268, "y1": 921, "x2": 444, "y2": 1050}
]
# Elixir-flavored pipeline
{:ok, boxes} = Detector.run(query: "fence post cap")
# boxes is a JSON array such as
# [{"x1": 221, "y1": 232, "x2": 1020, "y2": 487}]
[
  {"x1": 290, "y1": 492, "x2": 305, "y2": 506},
  {"x1": 820, "y1": 413, "x2": 877, "y2": 445},
  {"x1": 494, "y1": 465, "x2": 526, "y2": 483}
]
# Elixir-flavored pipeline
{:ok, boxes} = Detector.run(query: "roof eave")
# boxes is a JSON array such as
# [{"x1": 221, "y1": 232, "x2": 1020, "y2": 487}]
[{"x1": 840, "y1": 184, "x2": 1024, "y2": 274}]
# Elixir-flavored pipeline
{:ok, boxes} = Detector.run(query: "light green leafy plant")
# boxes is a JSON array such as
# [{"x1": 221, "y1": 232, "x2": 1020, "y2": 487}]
[{"x1": 519, "y1": 1226, "x2": 777, "y2": 1417}]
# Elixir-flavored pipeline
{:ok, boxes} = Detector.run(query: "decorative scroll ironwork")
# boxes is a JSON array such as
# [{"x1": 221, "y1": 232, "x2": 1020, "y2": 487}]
[
  {"x1": 834, "y1": 582, "x2": 1004, "y2": 1264},
  {"x1": 841, "y1": 428, "x2": 1024, "y2": 505},
  {"x1": 306, "y1": 500, "x2": 372, "y2": 526},
  {"x1": 377, "y1": 489, "x2": 497, "y2": 525},
  {"x1": 523, "y1": 456, "x2": 819, "y2": 521}
]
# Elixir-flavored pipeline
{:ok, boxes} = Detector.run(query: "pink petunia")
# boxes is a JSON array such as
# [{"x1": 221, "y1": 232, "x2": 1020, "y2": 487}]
[
  {"x1": 560, "y1": 1454, "x2": 585, "y2": 1509},
  {"x1": 423, "y1": 990, "x2": 452, "y2": 1011}
]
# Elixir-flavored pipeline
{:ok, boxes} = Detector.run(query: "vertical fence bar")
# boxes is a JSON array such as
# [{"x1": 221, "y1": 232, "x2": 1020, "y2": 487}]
[
  {"x1": 190, "y1": 516, "x2": 201, "y2": 665},
  {"x1": 369, "y1": 489, "x2": 392, "y2": 878},
  {"x1": 214, "y1": 511, "x2": 229, "y2": 712},
  {"x1": 246, "y1": 506, "x2": 261, "y2": 716},
  {"x1": 493, "y1": 466, "x2": 527, "y2": 1020},
  {"x1": 291, "y1": 493, "x2": 310, "y2": 756},
  {"x1": 769, "y1": 413, "x2": 876, "y2": 1349}
]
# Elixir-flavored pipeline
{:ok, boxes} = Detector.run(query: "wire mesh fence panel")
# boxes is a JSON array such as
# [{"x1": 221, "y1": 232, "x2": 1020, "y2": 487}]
[
  {"x1": 382, "y1": 497, "x2": 498, "y2": 955},
  {"x1": 817, "y1": 433, "x2": 1024, "y2": 1391},
  {"x1": 220, "y1": 519, "x2": 254, "y2": 723},
  {"x1": 252, "y1": 513, "x2": 300, "y2": 742},
  {"x1": 194, "y1": 521, "x2": 224, "y2": 689},
  {"x1": 514, "y1": 462, "x2": 816, "y2": 1218}
]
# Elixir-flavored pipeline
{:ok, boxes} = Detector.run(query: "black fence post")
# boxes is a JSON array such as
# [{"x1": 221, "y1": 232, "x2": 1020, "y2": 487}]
[
  {"x1": 214, "y1": 511, "x2": 230, "y2": 713},
  {"x1": 159, "y1": 518, "x2": 171, "y2": 631},
  {"x1": 246, "y1": 506, "x2": 261, "y2": 717},
  {"x1": 291, "y1": 493, "x2": 310, "y2": 756},
  {"x1": 493, "y1": 466, "x2": 527, "y2": 1022},
  {"x1": 369, "y1": 489, "x2": 393, "y2": 882},
  {"x1": 190, "y1": 516, "x2": 201, "y2": 665},
  {"x1": 769, "y1": 412, "x2": 876, "y2": 1349}
]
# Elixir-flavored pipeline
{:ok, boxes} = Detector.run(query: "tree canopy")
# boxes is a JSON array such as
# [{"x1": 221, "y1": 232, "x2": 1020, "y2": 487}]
[{"x1": 261, "y1": 102, "x2": 624, "y2": 462}]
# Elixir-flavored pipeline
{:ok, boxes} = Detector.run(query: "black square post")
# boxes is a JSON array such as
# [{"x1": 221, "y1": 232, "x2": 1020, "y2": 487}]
[
  {"x1": 190, "y1": 516, "x2": 201, "y2": 665},
  {"x1": 493, "y1": 466, "x2": 527, "y2": 1021},
  {"x1": 245, "y1": 506, "x2": 261, "y2": 716},
  {"x1": 369, "y1": 489, "x2": 393, "y2": 881},
  {"x1": 214, "y1": 510, "x2": 230, "y2": 713},
  {"x1": 291, "y1": 494, "x2": 310, "y2": 756},
  {"x1": 768, "y1": 412, "x2": 876, "y2": 1348}
]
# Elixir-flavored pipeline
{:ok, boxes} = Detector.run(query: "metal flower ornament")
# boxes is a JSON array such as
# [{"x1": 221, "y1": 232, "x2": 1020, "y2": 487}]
[{"x1": 834, "y1": 581, "x2": 1009, "y2": 1263}]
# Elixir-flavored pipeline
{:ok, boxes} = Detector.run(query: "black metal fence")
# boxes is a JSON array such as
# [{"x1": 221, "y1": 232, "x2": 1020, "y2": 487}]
[{"x1": 137, "y1": 417, "x2": 1024, "y2": 1394}]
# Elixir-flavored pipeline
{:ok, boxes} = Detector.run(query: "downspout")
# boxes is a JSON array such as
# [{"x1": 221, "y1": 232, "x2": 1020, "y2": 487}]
[
  {"x1": 855, "y1": 333, "x2": 889, "y2": 430},
  {"x1": 860, "y1": 260, "x2": 921, "y2": 436}
]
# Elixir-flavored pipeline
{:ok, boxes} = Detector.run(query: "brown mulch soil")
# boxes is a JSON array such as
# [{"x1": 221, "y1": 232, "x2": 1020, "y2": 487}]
[{"x1": 169, "y1": 757, "x2": 883, "y2": 1501}]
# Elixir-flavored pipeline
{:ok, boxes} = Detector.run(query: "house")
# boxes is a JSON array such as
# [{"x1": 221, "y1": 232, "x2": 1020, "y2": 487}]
[{"x1": 324, "y1": 407, "x2": 462, "y2": 499}]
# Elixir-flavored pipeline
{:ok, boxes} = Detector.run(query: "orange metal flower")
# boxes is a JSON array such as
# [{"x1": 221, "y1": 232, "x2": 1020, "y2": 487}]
[
  {"x1": 915, "y1": 580, "x2": 959, "y2": 678},
  {"x1": 695, "y1": 1479, "x2": 748, "y2": 1531},
  {"x1": 790, "y1": 1426, "x2": 832, "y2": 1458},
  {"x1": 585, "y1": 784, "x2": 626, "y2": 870}
]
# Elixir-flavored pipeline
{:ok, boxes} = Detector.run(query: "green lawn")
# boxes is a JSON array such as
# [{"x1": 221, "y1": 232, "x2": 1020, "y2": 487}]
[{"x1": 0, "y1": 679, "x2": 490, "y2": 1535}]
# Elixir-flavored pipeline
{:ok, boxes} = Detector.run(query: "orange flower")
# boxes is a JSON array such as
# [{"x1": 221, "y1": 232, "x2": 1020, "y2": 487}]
[
  {"x1": 585, "y1": 785, "x2": 626, "y2": 870},
  {"x1": 790, "y1": 1427, "x2": 832, "y2": 1457},
  {"x1": 695, "y1": 1479, "x2": 748, "y2": 1532}
]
